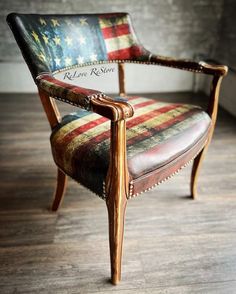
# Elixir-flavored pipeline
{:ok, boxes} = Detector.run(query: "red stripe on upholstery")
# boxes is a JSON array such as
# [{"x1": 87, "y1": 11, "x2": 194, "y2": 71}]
[
  {"x1": 133, "y1": 99, "x2": 161, "y2": 110},
  {"x1": 78, "y1": 104, "x2": 175, "y2": 146},
  {"x1": 127, "y1": 104, "x2": 182, "y2": 129},
  {"x1": 69, "y1": 104, "x2": 182, "y2": 155},
  {"x1": 69, "y1": 105, "x2": 192, "y2": 172},
  {"x1": 58, "y1": 99, "x2": 155, "y2": 147},
  {"x1": 59, "y1": 102, "x2": 178, "y2": 151},
  {"x1": 108, "y1": 47, "x2": 132, "y2": 59},
  {"x1": 127, "y1": 96, "x2": 140, "y2": 101},
  {"x1": 60, "y1": 116, "x2": 108, "y2": 144},
  {"x1": 127, "y1": 108, "x2": 198, "y2": 146},
  {"x1": 57, "y1": 98, "x2": 154, "y2": 145},
  {"x1": 137, "y1": 120, "x2": 208, "y2": 158},
  {"x1": 128, "y1": 119, "x2": 210, "y2": 179},
  {"x1": 108, "y1": 45, "x2": 143, "y2": 59},
  {"x1": 102, "y1": 23, "x2": 130, "y2": 39}
]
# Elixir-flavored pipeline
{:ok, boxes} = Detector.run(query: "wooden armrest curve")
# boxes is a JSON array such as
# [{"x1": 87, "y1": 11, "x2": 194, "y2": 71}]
[
  {"x1": 148, "y1": 54, "x2": 228, "y2": 76},
  {"x1": 36, "y1": 74, "x2": 134, "y2": 121}
]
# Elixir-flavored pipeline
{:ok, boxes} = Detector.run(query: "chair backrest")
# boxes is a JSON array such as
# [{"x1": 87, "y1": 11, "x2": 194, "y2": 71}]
[{"x1": 7, "y1": 13, "x2": 149, "y2": 80}]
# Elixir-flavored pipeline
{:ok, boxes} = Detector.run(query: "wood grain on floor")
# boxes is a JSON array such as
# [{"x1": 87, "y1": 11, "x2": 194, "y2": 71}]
[{"x1": 0, "y1": 93, "x2": 235, "y2": 294}]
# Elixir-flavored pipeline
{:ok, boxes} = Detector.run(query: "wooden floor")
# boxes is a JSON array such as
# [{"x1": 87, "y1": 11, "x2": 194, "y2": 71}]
[{"x1": 0, "y1": 92, "x2": 236, "y2": 294}]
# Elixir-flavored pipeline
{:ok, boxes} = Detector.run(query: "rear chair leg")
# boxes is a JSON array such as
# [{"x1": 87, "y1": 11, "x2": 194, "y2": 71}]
[
  {"x1": 191, "y1": 136, "x2": 213, "y2": 199},
  {"x1": 52, "y1": 168, "x2": 67, "y2": 211},
  {"x1": 191, "y1": 149, "x2": 204, "y2": 199},
  {"x1": 191, "y1": 74, "x2": 224, "y2": 199}
]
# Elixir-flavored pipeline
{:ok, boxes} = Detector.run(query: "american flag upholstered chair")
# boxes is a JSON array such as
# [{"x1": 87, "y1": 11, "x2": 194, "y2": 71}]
[{"x1": 7, "y1": 12, "x2": 227, "y2": 285}]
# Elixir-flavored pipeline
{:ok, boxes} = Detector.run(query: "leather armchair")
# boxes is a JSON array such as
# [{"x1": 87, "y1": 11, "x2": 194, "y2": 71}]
[{"x1": 7, "y1": 12, "x2": 227, "y2": 285}]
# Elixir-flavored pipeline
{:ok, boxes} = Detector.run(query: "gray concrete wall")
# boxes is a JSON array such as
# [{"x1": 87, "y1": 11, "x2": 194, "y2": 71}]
[
  {"x1": 1, "y1": 0, "x2": 233, "y2": 103},
  {"x1": 213, "y1": 0, "x2": 236, "y2": 117},
  {"x1": 214, "y1": 0, "x2": 236, "y2": 71},
  {"x1": 0, "y1": 0, "x2": 224, "y2": 62}
]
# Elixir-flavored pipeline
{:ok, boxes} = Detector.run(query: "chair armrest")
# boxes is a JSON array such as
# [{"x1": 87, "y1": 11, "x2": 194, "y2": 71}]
[
  {"x1": 36, "y1": 74, "x2": 134, "y2": 121},
  {"x1": 148, "y1": 54, "x2": 228, "y2": 76}
]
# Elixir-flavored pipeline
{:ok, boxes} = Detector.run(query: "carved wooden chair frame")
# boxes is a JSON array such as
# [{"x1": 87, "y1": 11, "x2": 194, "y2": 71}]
[
  {"x1": 7, "y1": 12, "x2": 228, "y2": 285},
  {"x1": 39, "y1": 59, "x2": 227, "y2": 284}
]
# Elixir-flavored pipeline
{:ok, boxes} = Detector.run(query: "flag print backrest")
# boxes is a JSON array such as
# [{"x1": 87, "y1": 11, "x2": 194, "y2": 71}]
[{"x1": 7, "y1": 13, "x2": 149, "y2": 79}]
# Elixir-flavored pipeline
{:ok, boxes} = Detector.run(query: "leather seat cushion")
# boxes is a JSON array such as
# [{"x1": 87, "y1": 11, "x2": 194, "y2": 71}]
[{"x1": 50, "y1": 96, "x2": 211, "y2": 198}]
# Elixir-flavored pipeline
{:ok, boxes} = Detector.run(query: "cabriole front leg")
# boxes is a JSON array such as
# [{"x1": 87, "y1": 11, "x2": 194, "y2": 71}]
[{"x1": 105, "y1": 119, "x2": 129, "y2": 285}]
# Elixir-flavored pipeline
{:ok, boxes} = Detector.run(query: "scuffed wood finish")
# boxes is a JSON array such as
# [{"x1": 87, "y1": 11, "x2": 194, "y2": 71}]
[
  {"x1": 105, "y1": 119, "x2": 129, "y2": 285},
  {"x1": 91, "y1": 95, "x2": 134, "y2": 121},
  {"x1": 118, "y1": 62, "x2": 126, "y2": 97},
  {"x1": 51, "y1": 168, "x2": 68, "y2": 211},
  {"x1": 38, "y1": 88, "x2": 61, "y2": 129},
  {"x1": 191, "y1": 75, "x2": 224, "y2": 199}
]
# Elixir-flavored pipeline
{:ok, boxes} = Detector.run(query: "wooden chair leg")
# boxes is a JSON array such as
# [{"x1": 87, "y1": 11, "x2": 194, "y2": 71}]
[
  {"x1": 106, "y1": 195, "x2": 127, "y2": 285},
  {"x1": 191, "y1": 75, "x2": 224, "y2": 199},
  {"x1": 52, "y1": 168, "x2": 67, "y2": 211},
  {"x1": 191, "y1": 143, "x2": 211, "y2": 199},
  {"x1": 105, "y1": 119, "x2": 129, "y2": 285}
]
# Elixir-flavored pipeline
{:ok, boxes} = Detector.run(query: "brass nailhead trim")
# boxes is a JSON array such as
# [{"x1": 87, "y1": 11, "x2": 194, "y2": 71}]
[
  {"x1": 46, "y1": 92, "x2": 105, "y2": 111},
  {"x1": 52, "y1": 60, "x2": 204, "y2": 76},
  {"x1": 128, "y1": 159, "x2": 193, "y2": 199},
  {"x1": 127, "y1": 144, "x2": 206, "y2": 199},
  {"x1": 71, "y1": 147, "x2": 204, "y2": 200},
  {"x1": 102, "y1": 181, "x2": 106, "y2": 199}
]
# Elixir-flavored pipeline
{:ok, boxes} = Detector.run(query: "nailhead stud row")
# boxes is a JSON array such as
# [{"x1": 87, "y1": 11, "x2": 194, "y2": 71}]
[
  {"x1": 99, "y1": 143, "x2": 207, "y2": 200},
  {"x1": 52, "y1": 59, "x2": 203, "y2": 75},
  {"x1": 128, "y1": 157, "x2": 195, "y2": 199},
  {"x1": 102, "y1": 181, "x2": 106, "y2": 199},
  {"x1": 40, "y1": 88, "x2": 106, "y2": 111}
]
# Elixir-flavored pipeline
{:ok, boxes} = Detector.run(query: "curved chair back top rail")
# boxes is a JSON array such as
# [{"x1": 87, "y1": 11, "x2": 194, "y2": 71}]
[{"x1": 6, "y1": 12, "x2": 150, "y2": 79}]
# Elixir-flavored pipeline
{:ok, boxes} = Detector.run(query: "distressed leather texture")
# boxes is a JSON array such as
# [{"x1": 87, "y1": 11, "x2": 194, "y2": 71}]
[
  {"x1": 7, "y1": 13, "x2": 149, "y2": 79},
  {"x1": 50, "y1": 96, "x2": 211, "y2": 197}
]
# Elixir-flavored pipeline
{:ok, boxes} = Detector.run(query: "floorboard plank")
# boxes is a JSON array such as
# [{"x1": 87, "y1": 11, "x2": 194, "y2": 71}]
[{"x1": 0, "y1": 92, "x2": 235, "y2": 293}]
